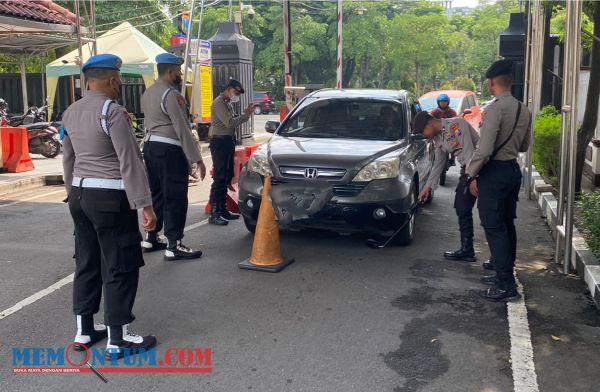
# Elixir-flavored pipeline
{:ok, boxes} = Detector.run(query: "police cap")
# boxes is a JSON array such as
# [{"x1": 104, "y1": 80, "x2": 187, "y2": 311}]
[
  {"x1": 485, "y1": 59, "x2": 514, "y2": 79},
  {"x1": 412, "y1": 111, "x2": 432, "y2": 135},
  {"x1": 82, "y1": 54, "x2": 122, "y2": 72},
  {"x1": 155, "y1": 53, "x2": 184, "y2": 66},
  {"x1": 227, "y1": 79, "x2": 245, "y2": 94}
]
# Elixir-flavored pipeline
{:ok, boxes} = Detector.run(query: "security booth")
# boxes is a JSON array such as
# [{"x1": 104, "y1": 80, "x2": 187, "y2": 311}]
[
  {"x1": 499, "y1": 12, "x2": 527, "y2": 101},
  {"x1": 166, "y1": 39, "x2": 214, "y2": 140},
  {"x1": 209, "y1": 22, "x2": 254, "y2": 143}
]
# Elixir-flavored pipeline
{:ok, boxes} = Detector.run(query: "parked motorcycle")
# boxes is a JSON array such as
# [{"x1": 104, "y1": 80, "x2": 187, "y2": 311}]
[{"x1": 23, "y1": 122, "x2": 61, "y2": 158}]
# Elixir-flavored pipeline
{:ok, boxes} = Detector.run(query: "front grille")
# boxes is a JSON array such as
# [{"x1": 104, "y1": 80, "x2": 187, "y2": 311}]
[
  {"x1": 278, "y1": 166, "x2": 346, "y2": 180},
  {"x1": 332, "y1": 183, "x2": 367, "y2": 197}
]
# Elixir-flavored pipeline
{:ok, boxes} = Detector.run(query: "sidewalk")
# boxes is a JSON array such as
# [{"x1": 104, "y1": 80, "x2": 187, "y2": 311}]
[{"x1": 0, "y1": 127, "x2": 273, "y2": 196}]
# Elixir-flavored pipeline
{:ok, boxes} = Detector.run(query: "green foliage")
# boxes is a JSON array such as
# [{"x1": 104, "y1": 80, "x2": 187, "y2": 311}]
[
  {"x1": 452, "y1": 76, "x2": 476, "y2": 91},
  {"x1": 440, "y1": 81, "x2": 454, "y2": 90},
  {"x1": 532, "y1": 105, "x2": 561, "y2": 184},
  {"x1": 577, "y1": 191, "x2": 600, "y2": 259}
]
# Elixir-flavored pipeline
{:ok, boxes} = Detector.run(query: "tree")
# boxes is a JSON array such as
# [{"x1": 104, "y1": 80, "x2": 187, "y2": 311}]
[{"x1": 576, "y1": 1, "x2": 600, "y2": 192}]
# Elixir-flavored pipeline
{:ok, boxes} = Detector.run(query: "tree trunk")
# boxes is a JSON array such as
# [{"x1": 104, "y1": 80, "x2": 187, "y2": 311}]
[
  {"x1": 343, "y1": 58, "x2": 356, "y2": 88},
  {"x1": 576, "y1": 0, "x2": 600, "y2": 193},
  {"x1": 415, "y1": 61, "x2": 420, "y2": 96}
]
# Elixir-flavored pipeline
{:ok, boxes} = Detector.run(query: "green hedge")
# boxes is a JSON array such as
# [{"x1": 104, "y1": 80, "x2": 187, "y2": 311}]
[
  {"x1": 577, "y1": 192, "x2": 600, "y2": 259},
  {"x1": 533, "y1": 105, "x2": 561, "y2": 186}
]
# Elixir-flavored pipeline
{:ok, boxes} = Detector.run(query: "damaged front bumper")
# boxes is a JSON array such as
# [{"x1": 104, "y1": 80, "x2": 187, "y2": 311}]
[{"x1": 238, "y1": 167, "x2": 414, "y2": 235}]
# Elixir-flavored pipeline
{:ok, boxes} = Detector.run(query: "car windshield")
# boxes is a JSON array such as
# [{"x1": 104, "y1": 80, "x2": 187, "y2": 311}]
[
  {"x1": 419, "y1": 97, "x2": 461, "y2": 112},
  {"x1": 278, "y1": 99, "x2": 404, "y2": 141}
]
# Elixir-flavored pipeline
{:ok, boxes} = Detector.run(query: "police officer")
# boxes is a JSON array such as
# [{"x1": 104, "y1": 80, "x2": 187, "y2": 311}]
[
  {"x1": 413, "y1": 111, "x2": 480, "y2": 262},
  {"x1": 141, "y1": 53, "x2": 206, "y2": 261},
  {"x1": 430, "y1": 93, "x2": 457, "y2": 119},
  {"x1": 62, "y1": 54, "x2": 157, "y2": 358},
  {"x1": 466, "y1": 59, "x2": 531, "y2": 302},
  {"x1": 208, "y1": 79, "x2": 253, "y2": 225}
]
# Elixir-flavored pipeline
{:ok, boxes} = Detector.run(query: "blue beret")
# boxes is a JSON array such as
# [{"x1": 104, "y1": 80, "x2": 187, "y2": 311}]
[
  {"x1": 156, "y1": 53, "x2": 184, "y2": 65},
  {"x1": 82, "y1": 54, "x2": 122, "y2": 72},
  {"x1": 485, "y1": 59, "x2": 514, "y2": 79}
]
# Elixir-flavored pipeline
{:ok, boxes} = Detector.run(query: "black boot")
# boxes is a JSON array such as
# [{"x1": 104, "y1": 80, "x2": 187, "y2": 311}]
[
  {"x1": 482, "y1": 259, "x2": 495, "y2": 271},
  {"x1": 209, "y1": 205, "x2": 228, "y2": 226},
  {"x1": 444, "y1": 237, "x2": 476, "y2": 262},
  {"x1": 73, "y1": 315, "x2": 107, "y2": 350},
  {"x1": 140, "y1": 232, "x2": 167, "y2": 253},
  {"x1": 479, "y1": 286, "x2": 520, "y2": 302},
  {"x1": 480, "y1": 275, "x2": 498, "y2": 286},
  {"x1": 219, "y1": 202, "x2": 240, "y2": 220}
]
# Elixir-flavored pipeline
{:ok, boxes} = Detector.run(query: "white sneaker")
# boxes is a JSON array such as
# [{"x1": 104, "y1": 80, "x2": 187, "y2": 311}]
[
  {"x1": 164, "y1": 241, "x2": 203, "y2": 261},
  {"x1": 105, "y1": 324, "x2": 157, "y2": 359}
]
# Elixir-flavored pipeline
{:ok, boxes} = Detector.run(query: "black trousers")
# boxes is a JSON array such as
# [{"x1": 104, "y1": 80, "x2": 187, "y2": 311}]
[
  {"x1": 209, "y1": 136, "x2": 235, "y2": 206},
  {"x1": 477, "y1": 160, "x2": 521, "y2": 289},
  {"x1": 454, "y1": 167, "x2": 477, "y2": 239},
  {"x1": 69, "y1": 187, "x2": 144, "y2": 326},
  {"x1": 143, "y1": 141, "x2": 189, "y2": 242}
]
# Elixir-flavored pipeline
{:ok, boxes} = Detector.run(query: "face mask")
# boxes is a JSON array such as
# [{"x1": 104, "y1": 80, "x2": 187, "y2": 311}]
[
  {"x1": 230, "y1": 94, "x2": 240, "y2": 103},
  {"x1": 174, "y1": 75, "x2": 182, "y2": 86}
]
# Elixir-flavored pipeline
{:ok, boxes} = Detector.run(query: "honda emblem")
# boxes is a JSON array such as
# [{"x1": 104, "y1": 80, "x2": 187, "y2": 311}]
[{"x1": 304, "y1": 168, "x2": 318, "y2": 179}]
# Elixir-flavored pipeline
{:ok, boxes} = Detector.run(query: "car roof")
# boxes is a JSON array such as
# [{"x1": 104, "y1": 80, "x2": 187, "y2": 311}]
[
  {"x1": 419, "y1": 90, "x2": 473, "y2": 99},
  {"x1": 308, "y1": 88, "x2": 408, "y2": 100}
]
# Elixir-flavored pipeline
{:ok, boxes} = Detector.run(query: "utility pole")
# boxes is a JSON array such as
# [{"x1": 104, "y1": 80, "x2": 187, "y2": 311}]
[
  {"x1": 336, "y1": 0, "x2": 343, "y2": 89},
  {"x1": 283, "y1": 0, "x2": 292, "y2": 89},
  {"x1": 181, "y1": 0, "x2": 197, "y2": 96},
  {"x1": 90, "y1": 0, "x2": 97, "y2": 55},
  {"x1": 74, "y1": 0, "x2": 85, "y2": 97}
]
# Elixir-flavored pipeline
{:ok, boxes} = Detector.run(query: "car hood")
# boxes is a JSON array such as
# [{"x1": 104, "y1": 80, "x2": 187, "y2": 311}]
[{"x1": 266, "y1": 135, "x2": 404, "y2": 170}]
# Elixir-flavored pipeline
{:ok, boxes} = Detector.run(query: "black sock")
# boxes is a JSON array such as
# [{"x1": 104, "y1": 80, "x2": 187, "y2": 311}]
[
  {"x1": 78, "y1": 315, "x2": 94, "y2": 334},
  {"x1": 108, "y1": 325, "x2": 124, "y2": 345}
]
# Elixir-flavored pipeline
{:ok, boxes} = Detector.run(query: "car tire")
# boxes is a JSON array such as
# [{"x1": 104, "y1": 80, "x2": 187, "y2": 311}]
[
  {"x1": 393, "y1": 185, "x2": 417, "y2": 246},
  {"x1": 243, "y1": 216, "x2": 257, "y2": 233},
  {"x1": 253, "y1": 106, "x2": 262, "y2": 115}
]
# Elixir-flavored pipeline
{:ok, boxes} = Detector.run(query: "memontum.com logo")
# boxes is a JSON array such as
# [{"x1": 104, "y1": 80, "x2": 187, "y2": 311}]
[{"x1": 12, "y1": 344, "x2": 212, "y2": 375}]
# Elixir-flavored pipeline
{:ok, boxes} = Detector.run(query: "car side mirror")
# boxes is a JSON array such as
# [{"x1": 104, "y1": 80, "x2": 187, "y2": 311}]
[
  {"x1": 411, "y1": 133, "x2": 425, "y2": 141},
  {"x1": 463, "y1": 109, "x2": 473, "y2": 115},
  {"x1": 265, "y1": 121, "x2": 280, "y2": 133}
]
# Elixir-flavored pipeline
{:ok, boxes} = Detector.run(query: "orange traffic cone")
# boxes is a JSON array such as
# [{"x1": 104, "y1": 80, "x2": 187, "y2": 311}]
[{"x1": 238, "y1": 176, "x2": 295, "y2": 272}]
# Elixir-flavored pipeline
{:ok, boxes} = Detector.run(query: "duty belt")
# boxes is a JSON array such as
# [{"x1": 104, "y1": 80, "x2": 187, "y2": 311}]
[
  {"x1": 72, "y1": 177, "x2": 125, "y2": 190},
  {"x1": 144, "y1": 134, "x2": 182, "y2": 147}
]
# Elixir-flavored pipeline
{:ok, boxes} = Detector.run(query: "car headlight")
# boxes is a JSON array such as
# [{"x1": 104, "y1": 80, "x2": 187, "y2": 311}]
[
  {"x1": 247, "y1": 152, "x2": 273, "y2": 176},
  {"x1": 353, "y1": 155, "x2": 400, "y2": 182}
]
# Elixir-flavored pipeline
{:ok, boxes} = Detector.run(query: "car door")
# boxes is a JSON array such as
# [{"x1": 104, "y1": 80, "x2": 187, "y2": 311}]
[{"x1": 408, "y1": 97, "x2": 432, "y2": 190}]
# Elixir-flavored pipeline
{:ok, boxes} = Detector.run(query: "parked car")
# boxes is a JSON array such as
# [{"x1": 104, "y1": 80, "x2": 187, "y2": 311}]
[
  {"x1": 238, "y1": 89, "x2": 434, "y2": 245},
  {"x1": 253, "y1": 91, "x2": 276, "y2": 115},
  {"x1": 418, "y1": 90, "x2": 482, "y2": 130}
]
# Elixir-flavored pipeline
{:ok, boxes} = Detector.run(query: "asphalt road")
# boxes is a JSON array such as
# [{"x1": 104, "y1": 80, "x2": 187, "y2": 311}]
[{"x1": 1, "y1": 166, "x2": 599, "y2": 392}]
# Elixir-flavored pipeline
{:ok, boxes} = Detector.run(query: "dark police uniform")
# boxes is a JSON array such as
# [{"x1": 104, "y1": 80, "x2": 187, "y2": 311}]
[
  {"x1": 426, "y1": 117, "x2": 480, "y2": 261},
  {"x1": 141, "y1": 53, "x2": 203, "y2": 260},
  {"x1": 466, "y1": 60, "x2": 531, "y2": 300},
  {"x1": 208, "y1": 80, "x2": 251, "y2": 225},
  {"x1": 62, "y1": 54, "x2": 156, "y2": 354}
]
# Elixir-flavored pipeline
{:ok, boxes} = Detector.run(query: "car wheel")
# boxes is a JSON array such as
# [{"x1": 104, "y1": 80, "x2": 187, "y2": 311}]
[
  {"x1": 439, "y1": 170, "x2": 447, "y2": 186},
  {"x1": 393, "y1": 185, "x2": 417, "y2": 246},
  {"x1": 253, "y1": 106, "x2": 262, "y2": 115},
  {"x1": 243, "y1": 216, "x2": 257, "y2": 233}
]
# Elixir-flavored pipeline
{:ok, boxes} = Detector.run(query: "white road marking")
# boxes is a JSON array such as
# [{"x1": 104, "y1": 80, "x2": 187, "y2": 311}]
[
  {"x1": 0, "y1": 189, "x2": 65, "y2": 208},
  {"x1": 0, "y1": 218, "x2": 209, "y2": 321},
  {"x1": 508, "y1": 276, "x2": 540, "y2": 392}
]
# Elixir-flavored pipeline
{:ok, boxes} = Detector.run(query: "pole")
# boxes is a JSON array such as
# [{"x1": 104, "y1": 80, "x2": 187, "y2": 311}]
[
  {"x1": 283, "y1": 0, "x2": 292, "y2": 89},
  {"x1": 74, "y1": 0, "x2": 85, "y2": 97},
  {"x1": 19, "y1": 56, "x2": 28, "y2": 113},
  {"x1": 562, "y1": 0, "x2": 582, "y2": 273},
  {"x1": 523, "y1": 1, "x2": 533, "y2": 197},
  {"x1": 190, "y1": 0, "x2": 206, "y2": 121},
  {"x1": 239, "y1": 0, "x2": 243, "y2": 33},
  {"x1": 336, "y1": 0, "x2": 343, "y2": 89},
  {"x1": 90, "y1": 0, "x2": 97, "y2": 55},
  {"x1": 181, "y1": 0, "x2": 197, "y2": 96}
]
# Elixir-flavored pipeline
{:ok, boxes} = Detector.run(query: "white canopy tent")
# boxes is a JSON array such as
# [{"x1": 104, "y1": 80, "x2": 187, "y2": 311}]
[{"x1": 46, "y1": 22, "x2": 167, "y2": 119}]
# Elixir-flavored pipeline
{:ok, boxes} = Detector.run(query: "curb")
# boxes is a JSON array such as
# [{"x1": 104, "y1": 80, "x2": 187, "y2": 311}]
[
  {"x1": 0, "y1": 174, "x2": 63, "y2": 197},
  {"x1": 522, "y1": 158, "x2": 600, "y2": 306}
]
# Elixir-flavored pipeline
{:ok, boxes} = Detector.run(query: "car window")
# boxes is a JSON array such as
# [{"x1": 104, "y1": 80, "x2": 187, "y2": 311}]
[{"x1": 278, "y1": 99, "x2": 404, "y2": 141}]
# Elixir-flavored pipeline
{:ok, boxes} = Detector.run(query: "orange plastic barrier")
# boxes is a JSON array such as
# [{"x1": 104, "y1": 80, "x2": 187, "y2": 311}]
[
  {"x1": 279, "y1": 105, "x2": 288, "y2": 122},
  {"x1": 1, "y1": 127, "x2": 34, "y2": 173},
  {"x1": 204, "y1": 143, "x2": 261, "y2": 215}
]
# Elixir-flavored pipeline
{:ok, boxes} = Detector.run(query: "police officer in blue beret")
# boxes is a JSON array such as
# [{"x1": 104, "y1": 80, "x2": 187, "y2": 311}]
[
  {"x1": 466, "y1": 59, "x2": 531, "y2": 301},
  {"x1": 141, "y1": 53, "x2": 206, "y2": 260},
  {"x1": 62, "y1": 54, "x2": 157, "y2": 359}
]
